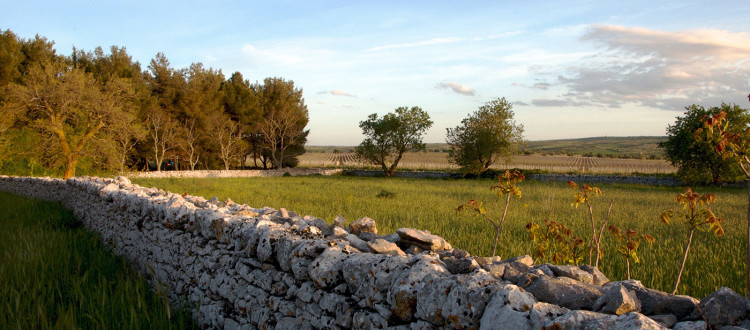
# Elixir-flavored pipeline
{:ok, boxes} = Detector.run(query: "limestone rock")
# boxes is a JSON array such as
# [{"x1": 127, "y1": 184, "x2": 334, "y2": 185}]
[
  {"x1": 387, "y1": 254, "x2": 450, "y2": 321},
  {"x1": 309, "y1": 244, "x2": 355, "y2": 288},
  {"x1": 342, "y1": 253, "x2": 409, "y2": 308},
  {"x1": 692, "y1": 286, "x2": 749, "y2": 327},
  {"x1": 615, "y1": 312, "x2": 667, "y2": 330},
  {"x1": 545, "y1": 310, "x2": 617, "y2": 330},
  {"x1": 359, "y1": 231, "x2": 380, "y2": 242},
  {"x1": 233, "y1": 209, "x2": 260, "y2": 217},
  {"x1": 333, "y1": 215, "x2": 347, "y2": 228},
  {"x1": 530, "y1": 301, "x2": 569, "y2": 329},
  {"x1": 331, "y1": 226, "x2": 348, "y2": 238},
  {"x1": 442, "y1": 256, "x2": 480, "y2": 274},
  {"x1": 348, "y1": 217, "x2": 377, "y2": 235},
  {"x1": 344, "y1": 234, "x2": 370, "y2": 252},
  {"x1": 649, "y1": 314, "x2": 678, "y2": 328},
  {"x1": 367, "y1": 239, "x2": 406, "y2": 256},
  {"x1": 524, "y1": 275, "x2": 605, "y2": 310},
  {"x1": 309, "y1": 217, "x2": 330, "y2": 234},
  {"x1": 546, "y1": 264, "x2": 595, "y2": 284},
  {"x1": 396, "y1": 228, "x2": 452, "y2": 251},
  {"x1": 617, "y1": 280, "x2": 698, "y2": 320},
  {"x1": 479, "y1": 284, "x2": 538, "y2": 330},
  {"x1": 672, "y1": 321, "x2": 708, "y2": 330},
  {"x1": 593, "y1": 284, "x2": 642, "y2": 315},
  {"x1": 580, "y1": 265, "x2": 610, "y2": 285}
]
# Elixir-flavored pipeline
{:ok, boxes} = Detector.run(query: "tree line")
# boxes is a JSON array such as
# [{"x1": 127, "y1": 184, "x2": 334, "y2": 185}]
[{"x1": 0, "y1": 29, "x2": 309, "y2": 178}]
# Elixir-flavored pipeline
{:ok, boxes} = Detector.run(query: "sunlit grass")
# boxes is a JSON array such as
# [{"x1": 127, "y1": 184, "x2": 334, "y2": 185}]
[
  {"x1": 0, "y1": 192, "x2": 194, "y2": 329},
  {"x1": 132, "y1": 175, "x2": 746, "y2": 299}
]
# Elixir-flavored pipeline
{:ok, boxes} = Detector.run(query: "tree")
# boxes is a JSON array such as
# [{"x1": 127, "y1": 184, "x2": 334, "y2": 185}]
[
  {"x1": 447, "y1": 98, "x2": 524, "y2": 174},
  {"x1": 207, "y1": 113, "x2": 245, "y2": 170},
  {"x1": 660, "y1": 104, "x2": 749, "y2": 184},
  {"x1": 177, "y1": 118, "x2": 201, "y2": 170},
  {"x1": 146, "y1": 107, "x2": 179, "y2": 172},
  {"x1": 699, "y1": 103, "x2": 750, "y2": 297},
  {"x1": 660, "y1": 188, "x2": 724, "y2": 294},
  {"x1": 4, "y1": 58, "x2": 133, "y2": 178},
  {"x1": 254, "y1": 77, "x2": 309, "y2": 169},
  {"x1": 355, "y1": 106, "x2": 433, "y2": 177}
]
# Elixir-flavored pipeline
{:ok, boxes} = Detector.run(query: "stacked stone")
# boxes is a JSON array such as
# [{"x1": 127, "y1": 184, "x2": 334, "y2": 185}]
[{"x1": 0, "y1": 175, "x2": 748, "y2": 329}]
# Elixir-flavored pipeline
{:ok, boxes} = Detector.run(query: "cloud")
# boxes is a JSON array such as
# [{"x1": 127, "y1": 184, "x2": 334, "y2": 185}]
[
  {"x1": 435, "y1": 82, "x2": 476, "y2": 96},
  {"x1": 330, "y1": 90, "x2": 355, "y2": 97},
  {"x1": 513, "y1": 100, "x2": 530, "y2": 106},
  {"x1": 366, "y1": 37, "x2": 463, "y2": 52},
  {"x1": 548, "y1": 25, "x2": 750, "y2": 110},
  {"x1": 532, "y1": 99, "x2": 590, "y2": 107}
]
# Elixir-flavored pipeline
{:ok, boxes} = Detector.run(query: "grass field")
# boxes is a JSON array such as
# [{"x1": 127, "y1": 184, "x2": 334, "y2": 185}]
[
  {"x1": 0, "y1": 192, "x2": 194, "y2": 329},
  {"x1": 131, "y1": 175, "x2": 744, "y2": 299}
]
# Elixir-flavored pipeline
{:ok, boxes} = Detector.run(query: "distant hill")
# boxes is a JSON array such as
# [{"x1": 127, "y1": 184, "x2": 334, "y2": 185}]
[
  {"x1": 306, "y1": 136, "x2": 668, "y2": 159},
  {"x1": 523, "y1": 136, "x2": 667, "y2": 158}
]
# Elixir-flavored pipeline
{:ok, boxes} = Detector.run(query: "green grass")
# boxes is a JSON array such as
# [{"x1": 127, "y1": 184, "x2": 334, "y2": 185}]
[
  {"x1": 132, "y1": 175, "x2": 746, "y2": 299},
  {"x1": 0, "y1": 192, "x2": 195, "y2": 329}
]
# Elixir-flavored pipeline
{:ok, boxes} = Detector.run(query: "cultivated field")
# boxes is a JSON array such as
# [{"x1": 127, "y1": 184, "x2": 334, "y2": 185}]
[
  {"x1": 131, "y1": 175, "x2": 744, "y2": 299},
  {"x1": 298, "y1": 152, "x2": 676, "y2": 174}
]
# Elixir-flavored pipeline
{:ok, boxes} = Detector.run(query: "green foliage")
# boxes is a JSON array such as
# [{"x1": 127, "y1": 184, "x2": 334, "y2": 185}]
[
  {"x1": 0, "y1": 192, "x2": 194, "y2": 328},
  {"x1": 608, "y1": 225, "x2": 654, "y2": 279},
  {"x1": 457, "y1": 170, "x2": 525, "y2": 256},
  {"x1": 660, "y1": 188, "x2": 724, "y2": 294},
  {"x1": 568, "y1": 181, "x2": 612, "y2": 268},
  {"x1": 376, "y1": 189, "x2": 396, "y2": 199},
  {"x1": 447, "y1": 98, "x2": 525, "y2": 174},
  {"x1": 660, "y1": 104, "x2": 749, "y2": 184},
  {"x1": 355, "y1": 106, "x2": 433, "y2": 177},
  {"x1": 525, "y1": 219, "x2": 586, "y2": 265}
]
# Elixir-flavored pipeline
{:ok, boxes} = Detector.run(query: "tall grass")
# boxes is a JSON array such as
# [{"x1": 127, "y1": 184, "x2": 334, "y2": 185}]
[
  {"x1": 132, "y1": 175, "x2": 745, "y2": 299},
  {"x1": 0, "y1": 192, "x2": 194, "y2": 329}
]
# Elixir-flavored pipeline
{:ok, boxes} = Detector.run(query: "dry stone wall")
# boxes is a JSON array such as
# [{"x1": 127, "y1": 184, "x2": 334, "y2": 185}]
[{"x1": 0, "y1": 175, "x2": 747, "y2": 330}]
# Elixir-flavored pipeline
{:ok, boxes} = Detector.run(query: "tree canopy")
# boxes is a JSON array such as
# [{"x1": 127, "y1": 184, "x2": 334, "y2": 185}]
[
  {"x1": 355, "y1": 106, "x2": 433, "y2": 177},
  {"x1": 0, "y1": 29, "x2": 310, "y2": 177},
  {"x1": 446, "y1": 98, "x2": 525, "y2": 174},
  {"x1": 659, "y1": 103, "x2": 749, "y2": 184}
]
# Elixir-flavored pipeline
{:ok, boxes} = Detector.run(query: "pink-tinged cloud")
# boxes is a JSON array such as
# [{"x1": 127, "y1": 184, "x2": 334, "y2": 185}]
[
  {"x1": 330, "y1": 90, "x2": 355, "y2": 97},
  {"x1": 546, "y1": 25, "x2": 750, "y2": 110},
  {"x1": 435, "y1": 82, "x2": 475, "y2": 96}
]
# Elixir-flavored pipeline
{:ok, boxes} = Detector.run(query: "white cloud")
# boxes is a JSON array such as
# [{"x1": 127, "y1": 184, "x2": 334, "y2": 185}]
[
  {"x1": 435, "y1": 82, "x2": 476, "y2": 96},
  {"x1": 550, "y1": 25, "x2": 750, "y2": 110}
]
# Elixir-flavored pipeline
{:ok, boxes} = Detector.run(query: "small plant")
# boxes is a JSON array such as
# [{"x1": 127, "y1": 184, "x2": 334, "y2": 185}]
[
  {"x1": 660, "y1": 188, "x2": 725, "y2": 294},
  {"x1": 376, "y1": 189, "x2": 396, "y2": 199},
  {"x1": 458, "y1": 170, "x2": 524, "y2": 256},
  {"x1": 525, "y1": 219, "x2": 586, "y2": 265},
  {"x1": 608, "y1": 225, "x2": 654, "y2": 280},
  {"x1": 568, "y1": 180, "x2": 614, "y2": 268}
]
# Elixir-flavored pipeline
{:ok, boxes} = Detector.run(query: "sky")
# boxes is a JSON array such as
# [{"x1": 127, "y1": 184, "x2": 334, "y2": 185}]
[{"x1": 2, "y1": 0, "x2": 750, "y2": 145}]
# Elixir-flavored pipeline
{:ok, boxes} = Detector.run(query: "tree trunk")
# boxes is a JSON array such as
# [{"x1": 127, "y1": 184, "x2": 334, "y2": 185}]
[
  {"x1": 672, "y1": 228, "x2": 695, "y2": 295},
  {"x1": 626, "y1": 257, "x2": 631, "y2": 280},
  {"x1": 587, "y1": 201, "x2": 596, "y2": 266},
  {"x1": 63, "y1": 156, "x2": 78, "y2": 179}
]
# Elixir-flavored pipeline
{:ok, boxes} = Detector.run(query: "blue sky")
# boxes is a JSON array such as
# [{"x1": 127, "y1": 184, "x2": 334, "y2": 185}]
[{"x1": 3, "y1": 0, "x2": 750, "y2": 145}]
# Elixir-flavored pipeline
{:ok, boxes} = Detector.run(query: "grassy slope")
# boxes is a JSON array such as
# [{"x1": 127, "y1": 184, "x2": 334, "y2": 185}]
[
  {"x1": 132, "y1": 176, "x2": 744, "y2": 299},
  {"x1": 0, "y1": 192, "x2": 194, "y2": 329}
]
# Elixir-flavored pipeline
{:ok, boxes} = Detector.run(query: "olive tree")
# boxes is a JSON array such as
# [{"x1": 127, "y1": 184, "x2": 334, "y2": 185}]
[
  {"x1": 446, "y1": 98, "x2": 524, "y2": 174},
  {"x1": 355, "y1": 106, "x2": 432, "y2": 177}
]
